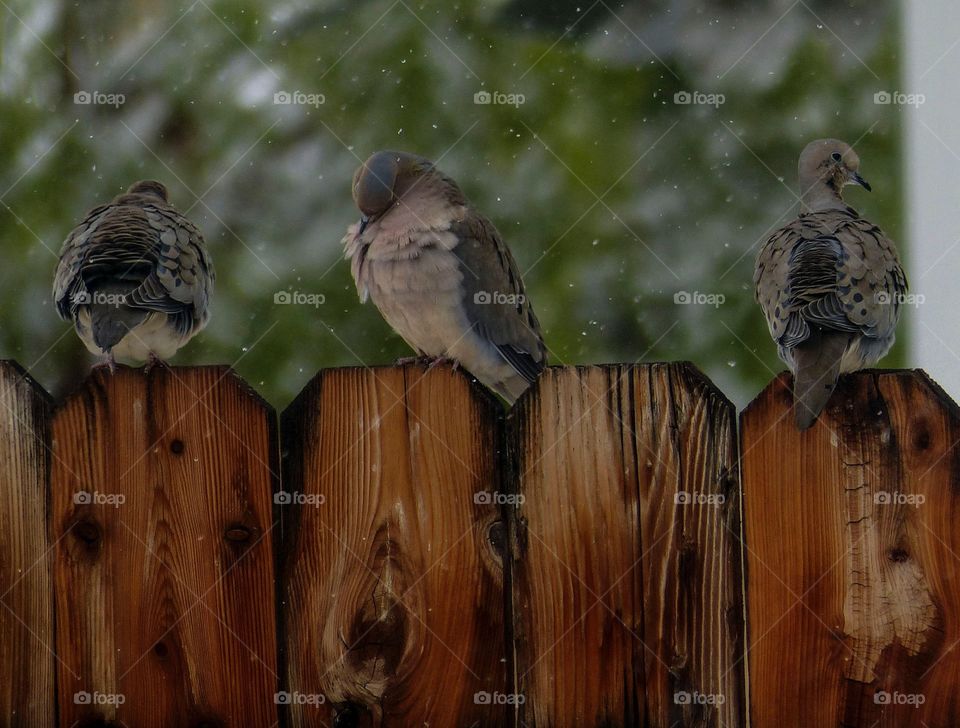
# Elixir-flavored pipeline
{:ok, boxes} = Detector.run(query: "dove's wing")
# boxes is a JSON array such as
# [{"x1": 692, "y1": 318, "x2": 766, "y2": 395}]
[
  {"x1": 451, "y1": 213, "x2": 546, "y2": 383},
  {"x1": 755, "y1": 207, "x2": 906, "y2": 353},
  {"x1": 54, "y1": 199, "x2": 214, "y2": 338},
  {"x1": 53, "y1": 203, "x2": 112, "y2": 314}
]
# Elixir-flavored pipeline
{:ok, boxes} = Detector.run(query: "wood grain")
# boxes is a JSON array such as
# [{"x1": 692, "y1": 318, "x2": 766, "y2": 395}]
[
  {"x1": 742, "y1": 370, "x2": 960, "y2": 727},
  {"x1": 51, "y1": 366, "x2": 279, "y2": 725},
  {"x1": 509, "y1": 364, "x2": 745, "y2": 727},
  {"x1": 280, "y1": 364, "x2": 507, "y2": 727},
  {"x1": 0, "y1": 362, "x2": 54, "y2": 727}
]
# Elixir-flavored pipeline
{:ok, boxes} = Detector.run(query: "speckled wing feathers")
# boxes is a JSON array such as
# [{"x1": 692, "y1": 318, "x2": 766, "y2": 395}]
[
  {"x1": 56, "y1": 199, "x2": 212, "y2": 334},
  {"x1": 53, "y1": 189, "x2": 214, "y2": 359},
  {"x1": 755, "y1": 207, "x2": 906, "y2": 360}
]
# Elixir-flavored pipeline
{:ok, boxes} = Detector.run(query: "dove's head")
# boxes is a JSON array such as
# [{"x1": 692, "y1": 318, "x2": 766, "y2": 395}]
[
  {"x1": 799, "y1": 139, "x2": 871, "y2": 211},
  {"x1": 116, "y1": 180, "x2": 169, "y2": 205},
  {"x1": 352, "y1": 150, "x2": 434, "y2": 233}
]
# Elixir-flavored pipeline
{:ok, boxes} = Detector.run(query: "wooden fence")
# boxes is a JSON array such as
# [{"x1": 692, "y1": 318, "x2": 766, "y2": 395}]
[{"x1": 0, "y1": 360, "x2": 956, "y2": 727}]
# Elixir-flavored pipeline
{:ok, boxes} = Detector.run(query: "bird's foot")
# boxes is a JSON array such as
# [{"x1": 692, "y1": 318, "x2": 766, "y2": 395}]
[
  {"x1": 144, "y1": 353, "x2": 166, "y2": 374},
  {"x1": 395, "y1": 355, "x2": 434, "y2": 366},
  {"x1": 93, "y1": 353, "x2": 117, "y2": 374},
  {"x1": 427, "y1": 356, "x2": 459, "y2": 372},
  {"x1": 394, "y1": 355, "x2": 460, "y2": 371}
]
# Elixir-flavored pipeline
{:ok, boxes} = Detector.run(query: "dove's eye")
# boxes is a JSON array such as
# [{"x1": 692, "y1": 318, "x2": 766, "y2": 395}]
[{"x1": 831, "y1": 152, "x2": 842, "y2": 162}]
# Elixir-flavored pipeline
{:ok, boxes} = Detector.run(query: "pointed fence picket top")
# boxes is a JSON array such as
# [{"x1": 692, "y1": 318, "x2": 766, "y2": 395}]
[
  {"x1": 507, "y1": 363, "x2": 746, "y2": 728},
  {"x1": 50, "y1": 366, "x2": 280, "y2": 727},
  {"x1": 741, "y1": 370, "x2": 960, "y2": 727},
  {"x1": 0, "y1": 362, "x2": 54, "y2": 728},
  {"x1": 279, "y1": 364, "x2": 508, "y2": 727}
]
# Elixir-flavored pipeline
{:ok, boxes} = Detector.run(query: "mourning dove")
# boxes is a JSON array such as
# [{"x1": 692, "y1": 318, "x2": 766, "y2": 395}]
[
  {"x1": 343, "y1": 150, "x2": 546, "y2": 403},
  {"x1": 53, "y1": 180, "x2": 214, "y2": 368},
  {"x1": 754, "y1": 139, "x2": 907, "y2": 430}
]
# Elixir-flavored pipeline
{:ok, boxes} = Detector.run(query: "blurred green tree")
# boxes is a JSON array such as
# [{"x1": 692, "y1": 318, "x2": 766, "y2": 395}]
[{"x1": 0, "y1": 0, "x2": 902, "y2": 408}]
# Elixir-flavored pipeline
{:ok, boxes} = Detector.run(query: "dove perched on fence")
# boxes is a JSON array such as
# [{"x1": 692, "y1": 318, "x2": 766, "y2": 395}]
[
  {"x1": 53, "y1": 180, "x2": 214, "y2": 368},
  {"x1": 343, "y1": 150, "x2": 546, "y2": 404},
  {"x1": 754, "y1": 139, "x2": 907, "y2": 430}
]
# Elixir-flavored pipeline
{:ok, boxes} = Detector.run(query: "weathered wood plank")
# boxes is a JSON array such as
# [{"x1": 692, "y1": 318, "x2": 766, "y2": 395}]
[
  {"x1": 741, "y1": 370, "x2": 960, "y2": 727},
  {"x1": 0, "y1": 362, "x2": 54, "y2": 727},
  {"x1": 509, "y1": 364, "x2": 745, "y2": 727},
  {"x1": 51, "y1": 366, "x2": 279, "y2": 725},
  {"x1": 280, "y1": 364, "x2": 507, "y2": 727}
]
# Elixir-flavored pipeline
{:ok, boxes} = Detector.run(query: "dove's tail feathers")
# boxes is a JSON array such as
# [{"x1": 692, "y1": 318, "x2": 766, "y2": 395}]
[
  {"x1": 490, "y1": 372, "x2": 538, "y2": 406},
  {"x1": 792, "y1": 328, "x2": 851, "y2": 431},
  {"x1": 89, "y1": 283, "x2": 148, "y2": 353}
]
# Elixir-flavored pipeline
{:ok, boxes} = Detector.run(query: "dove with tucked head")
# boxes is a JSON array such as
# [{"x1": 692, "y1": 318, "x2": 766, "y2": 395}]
[
  {"x1": 53, "y1": 180, "x2": 214, "y2": 369},
  {"x1": 343, "y1": 150, "x2": 546, "y2": 404},
  {"x1": 754, "y1": 139, "x2": 908, "y2": 430}
]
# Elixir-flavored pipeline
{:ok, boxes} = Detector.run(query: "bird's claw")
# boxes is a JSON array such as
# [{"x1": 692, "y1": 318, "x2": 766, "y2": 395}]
[
  {"x1": 395, "y1": 354, "x2": 435, "y2": 366},
  {"x1": 144, "y1": 353, "x2": 165, "y2": 374},
  {"x1": 427, "y1": 356, "x2": 459, "y2": 372},
  {"x1": 93, "y1": 353, "x2": 117, "y2": 374},
  {"x1": 394, "y1": 355, "x2": 459, "y2": 372}
]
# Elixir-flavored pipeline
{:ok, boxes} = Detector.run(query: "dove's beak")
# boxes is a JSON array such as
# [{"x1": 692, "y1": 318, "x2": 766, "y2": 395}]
[
  {"x1": 357, "y1": 215, "x2": 370, "y2": 235},
  {"x1": 851, "y1": 172, "x2": 871, "y2": 191}
]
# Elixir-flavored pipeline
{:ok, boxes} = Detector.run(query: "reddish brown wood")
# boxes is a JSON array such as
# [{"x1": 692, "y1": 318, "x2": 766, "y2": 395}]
[
  {"x1": 0, "y1": 362, "x2": 54, "y2": 727},
  {"x1": 509, "y1": 364, "x2": 745, "y2": 727},
  {"x1": 280, "y1": 364, "x2": 508, "y2": 727},
  {"x1": 742, "y1": 370, "x2": 960, "y2": 727},
  {"x1": 51, "y1": 366, "x2": 279, "y2": 725}
]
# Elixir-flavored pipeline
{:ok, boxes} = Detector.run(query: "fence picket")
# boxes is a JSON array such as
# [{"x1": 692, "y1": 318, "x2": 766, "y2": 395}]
[
  {"x1": 279, "y1": 365, "x2": 508, "y2": 726},
  {"x1": 0, "y1": 362, "x2": 54, "y2": 727},
  {"x1": 741, "y1": 370, "x2": 960, "y2": 727},
  {"x1": 508, "y1": 364, "x2": 745, "y2": 727},
  {"x1": 50, "y1": 366, "x2": 279, "y2": 726}
]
